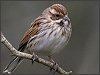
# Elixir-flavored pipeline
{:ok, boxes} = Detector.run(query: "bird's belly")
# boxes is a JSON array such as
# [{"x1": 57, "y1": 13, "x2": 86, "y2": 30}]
[{"x1": 27, "y1": 29, "x2": 67, "y2": 56}]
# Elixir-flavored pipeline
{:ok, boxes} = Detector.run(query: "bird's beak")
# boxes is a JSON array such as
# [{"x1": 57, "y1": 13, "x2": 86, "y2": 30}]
[{"x1": 63, "y1": 15, "x2": 70, "y2": 22}]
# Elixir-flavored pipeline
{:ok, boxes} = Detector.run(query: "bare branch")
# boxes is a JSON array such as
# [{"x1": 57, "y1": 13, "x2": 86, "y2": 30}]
[{"x1": 1, "y1": 32, "x2": 72, "y2": 74}]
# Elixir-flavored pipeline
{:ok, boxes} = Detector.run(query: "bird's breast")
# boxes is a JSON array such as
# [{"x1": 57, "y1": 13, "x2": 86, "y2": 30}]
[{"x1": 27, "y1": 25, "x2": 70, "y2": 56}]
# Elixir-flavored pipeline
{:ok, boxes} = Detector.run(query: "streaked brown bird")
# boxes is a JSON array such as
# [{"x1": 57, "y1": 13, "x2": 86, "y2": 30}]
[{"x1": 3, "y1": 4, "x2": 72, "y2": 74}]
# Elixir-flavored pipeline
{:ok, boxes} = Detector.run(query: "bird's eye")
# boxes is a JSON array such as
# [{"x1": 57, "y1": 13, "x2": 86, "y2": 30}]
[
  {"x1": 53, "y1": 14, "x2": 61, "y2": 20},
  {"x1": 55, "y1": 14, "x2": 60, "y2": 17},
  {"x1": 50, "y1": 14, "x2": 61, "y2": 20}
]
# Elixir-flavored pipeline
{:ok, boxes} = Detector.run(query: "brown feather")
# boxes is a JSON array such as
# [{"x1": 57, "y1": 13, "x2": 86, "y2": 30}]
[
  {"x1": 18, "y1": 4, "x2": 67, "y2": 51},
  {"x1": 51, "y1": 4, "x2": 67, "y2": 16},
  {"x1": 18, "y1": 17, "x2": 42, "y2": 51}
]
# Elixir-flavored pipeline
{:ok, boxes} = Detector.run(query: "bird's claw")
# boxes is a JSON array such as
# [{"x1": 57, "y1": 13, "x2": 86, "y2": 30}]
[
  {"x1": 31, "y1": 54, "x2": 38, "y2": 64},
  {"x1": 49, "y1": 62, "x2": 59, "y2": 75}
]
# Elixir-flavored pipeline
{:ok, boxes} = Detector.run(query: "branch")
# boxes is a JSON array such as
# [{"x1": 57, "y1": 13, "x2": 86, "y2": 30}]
[{"x1": 1, "y1": 32, "x2": 72, "y2": 74}]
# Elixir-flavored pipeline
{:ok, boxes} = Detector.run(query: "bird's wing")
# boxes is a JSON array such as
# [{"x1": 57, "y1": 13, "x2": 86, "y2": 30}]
[{"x1": 18, "y1": 17, "x2": 42, "y2": 51}]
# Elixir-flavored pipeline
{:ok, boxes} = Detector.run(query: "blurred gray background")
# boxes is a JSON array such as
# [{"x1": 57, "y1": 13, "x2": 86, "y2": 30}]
[{"x1": 1, "y1": 1, "x2": 99, "y2": 74}]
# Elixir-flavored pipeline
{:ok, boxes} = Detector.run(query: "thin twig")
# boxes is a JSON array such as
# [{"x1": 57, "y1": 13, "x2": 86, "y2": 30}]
[{"x1": 1, "y1": 32, "x2": 72, "y2": 74}]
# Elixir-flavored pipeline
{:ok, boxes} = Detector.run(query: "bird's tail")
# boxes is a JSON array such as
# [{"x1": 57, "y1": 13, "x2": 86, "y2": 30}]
[{"x1": 3, "y1": 57, "x2": 24, "y2": 74}]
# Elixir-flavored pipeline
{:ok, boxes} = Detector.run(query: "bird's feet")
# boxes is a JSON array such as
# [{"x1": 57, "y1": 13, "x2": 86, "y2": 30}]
[
  {"x1": 49, "y1": 62, "x2": 59, "y2": 75},
  {"x1": 31, "y1": 54, "x2": 38, "y2": 64},
  {"x1": 48, "y1": 56, "x2": 59, "y2": 75}
]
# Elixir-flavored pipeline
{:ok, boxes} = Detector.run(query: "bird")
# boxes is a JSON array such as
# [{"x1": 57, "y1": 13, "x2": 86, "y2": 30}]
[{"x1": 3, "y1": 4, "x2": 72, "y2": 74}]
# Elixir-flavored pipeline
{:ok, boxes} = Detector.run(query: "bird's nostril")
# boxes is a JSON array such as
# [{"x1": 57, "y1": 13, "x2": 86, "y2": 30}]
[
  {"x1": 64, "y1": 16, "x2": 70, "y2": 22},
  {"x1": 64, "y1": 18, "x2": 67, "y2": 21}
]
